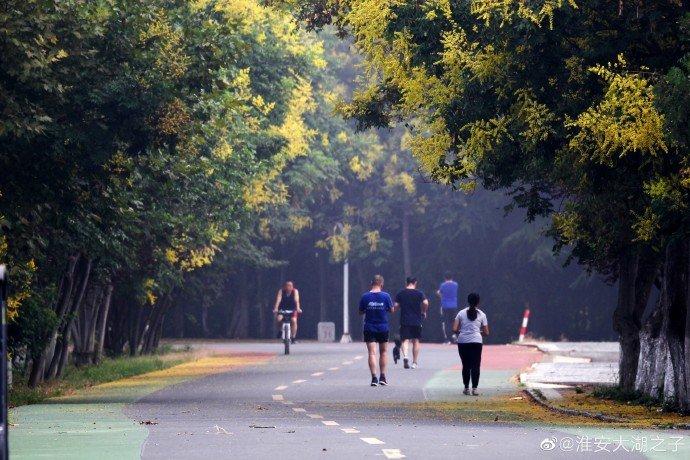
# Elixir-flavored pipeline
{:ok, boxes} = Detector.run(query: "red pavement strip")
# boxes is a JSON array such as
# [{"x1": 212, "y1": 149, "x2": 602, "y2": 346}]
[{"x1": 436, "y1": 344, "x2": 543, "y2": 371}]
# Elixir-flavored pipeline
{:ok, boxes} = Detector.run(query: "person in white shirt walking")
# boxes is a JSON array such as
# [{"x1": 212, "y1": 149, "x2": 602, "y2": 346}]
[{"x1": 452, "y1": 293, "x2": 489, "y2": 396}]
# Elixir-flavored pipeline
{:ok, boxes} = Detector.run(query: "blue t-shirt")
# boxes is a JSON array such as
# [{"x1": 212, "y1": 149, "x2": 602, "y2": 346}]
[
  {"x1": 439, "y1": 280, "x2": 458, "y2": 309},
  {"x1": 359, "y1": 291, "x2": 393, "y2": 333}
]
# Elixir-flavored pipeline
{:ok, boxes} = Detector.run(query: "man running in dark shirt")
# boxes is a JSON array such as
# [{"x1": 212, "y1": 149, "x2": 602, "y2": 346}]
[{"x1": 394, "y1": 276, "x2": 429, "y2": 369}]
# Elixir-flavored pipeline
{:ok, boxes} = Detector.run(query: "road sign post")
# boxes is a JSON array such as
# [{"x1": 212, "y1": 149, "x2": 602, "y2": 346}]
[{"x1": 0, "y1": 264, "x2": 8, "y2": 459}]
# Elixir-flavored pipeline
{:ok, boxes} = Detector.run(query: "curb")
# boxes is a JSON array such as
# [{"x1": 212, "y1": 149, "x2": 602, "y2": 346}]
[{"x1": 522, "y1": 388, "x2": 625, "y2": 423}]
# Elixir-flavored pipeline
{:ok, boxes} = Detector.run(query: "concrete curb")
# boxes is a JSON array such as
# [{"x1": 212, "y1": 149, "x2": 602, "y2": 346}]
[{"x1": 522, "y1": 388, "x2": 626, "y2": 423}]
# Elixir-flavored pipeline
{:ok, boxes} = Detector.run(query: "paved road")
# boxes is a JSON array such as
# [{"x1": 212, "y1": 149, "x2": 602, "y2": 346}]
[{"x1": 125, "y1": 342, "x2": 673, "y2": 459}]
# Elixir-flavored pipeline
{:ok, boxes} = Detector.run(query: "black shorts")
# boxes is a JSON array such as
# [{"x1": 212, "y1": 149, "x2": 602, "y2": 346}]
[
  {"x1": 363, "y1": 330, "x2": 389, "y2": 343},
  {"x1": 400, "y1": 325, "x2": 422, "y2": 340}
]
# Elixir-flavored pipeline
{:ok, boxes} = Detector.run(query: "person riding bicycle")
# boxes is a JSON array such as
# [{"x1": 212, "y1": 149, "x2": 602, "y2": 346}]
[{"x1": 273, "y1": 280, "x2": 302, "y2": 344}]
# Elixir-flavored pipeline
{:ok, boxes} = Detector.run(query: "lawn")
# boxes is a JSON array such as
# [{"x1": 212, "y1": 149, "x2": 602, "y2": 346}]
[{"x1": 10, "y1": 347, "x2": 192, "y2": 407}]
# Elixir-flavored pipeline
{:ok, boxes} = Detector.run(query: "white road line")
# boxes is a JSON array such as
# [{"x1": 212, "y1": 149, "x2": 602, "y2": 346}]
[
  {"x1": 342, "y1": 361, "x2": 353, "y2": 365},
  {"x1": 341, "y1": 428, "x2": 360, "y2": 434},
  {"x1": 353, "y1": 355, "x2": 364, "y2": 360},
  {"x1": 272, "y1": 394, "x2": 284, "y2": 401},
  {"x1": 311, "y1": 372, "x2": 324, "y2": 376},
  {"x1": 321, "y1": 421, "x2": 340, "y2": 426},
  {"x1": 306, "y1": 414, "x2": 323, "y2": 419},
  {"x1": 360, "y1": 437, "x2": 385, "y2": 445},
  {"x1": 328, "y1": 367, "x2": 339, "y2": 371},
  {"x1": 382, "y1": 449, "x2": 406, "y2": 459},
  {"x1": 292, "y1": 379, "x2": 306, "y2": 384},
  {"x1": 281, "y1": 401, "x2": 294, "y2": 405},
  {"x1": 292, "y1": 408, "x2": 306, "y2": 413},
  {"x1": 274, "y1": 385, "x2": 288, "y2": 391}
]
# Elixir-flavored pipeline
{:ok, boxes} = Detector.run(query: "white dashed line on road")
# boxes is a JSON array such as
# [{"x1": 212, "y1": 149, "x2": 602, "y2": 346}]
[
  {"x1": 274, "y1": 385, "x2": 288, "y2": 391},
  {"x1": 342, "y1": 361, "x2": 353, "y2": 365},
  {"x1": 281, "y1": 401, "x2": 294, "y2": 405},
  {"x1": 328, "y1": 367, "x2": 339, "y2": 371},
  {"x1": 353, "y1": 355, "x2": 363, "y2": 360},
  {"x1": 292, "y1": 379, "x2": 306, "y2": 384},
  {"x1": 306, "y1": 414, "x2": 323, "y2": 419},
  {"x1": 271, "y1": 394, "x2": 284, "y2": 401},
  {"x1": 341, "y1": 428, "x2": 360, "y2": 434},
  {"x1": 321, "y1": 421, "x2": 340, "y2": 426},
  {"x1": 382, "y1": 449, "x2": 406, "y2": 459},
  {"x1": 311, "y1": 372, "x2": 324, "y2": 376},
  {"x1": 360, "y1": 437, "x2": 385, "y2": 445},
  {"x1": 292, "y1": 408, "x2": 306, "y2": 413}
]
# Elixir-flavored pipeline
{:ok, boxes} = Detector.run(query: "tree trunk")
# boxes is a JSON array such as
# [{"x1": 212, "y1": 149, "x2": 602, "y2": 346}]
[
  {"x1": 201, "y1": 301, "x2": 210, "y2": 338},
  {"x1": 612, "y1": 250, "x2": 656, "y2": 393},
  {"x1": 635, "y1": 295, "x2": 667, "y2": 399},
  {"x1": 29, "y1": 255, "x2": 79, "y2": 387},
  {"x1": 95, "y1": 283, "x2": 114, "y2": 363},
  {"x1": 402, "y1": 210, "x2": 412, "y2": 277},
  {"x1": 47, "y1": 256, "x2": 92, "y2": 380},
  {"x1": 661, "y1": 237, "x2": 689, "y2": 410},
  {"x1": 613, "y1": 252, "x2": 640, "y2": 393}
]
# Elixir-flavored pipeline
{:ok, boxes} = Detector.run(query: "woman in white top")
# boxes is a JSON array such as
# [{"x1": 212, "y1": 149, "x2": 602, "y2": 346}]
[{"x1": 452, "y1": 293, "x2": 489, "y2": 395}]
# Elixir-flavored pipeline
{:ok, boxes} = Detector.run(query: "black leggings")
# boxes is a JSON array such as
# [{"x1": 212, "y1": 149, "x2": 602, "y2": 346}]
[{"x1": 457, "y1": 343, "x2": 483, "y2": 388}]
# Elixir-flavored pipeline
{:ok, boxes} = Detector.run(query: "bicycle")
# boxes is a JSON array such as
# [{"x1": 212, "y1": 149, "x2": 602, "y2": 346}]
[{"x1": 277, "y1": 308, "x2": 294, "y2": 355}]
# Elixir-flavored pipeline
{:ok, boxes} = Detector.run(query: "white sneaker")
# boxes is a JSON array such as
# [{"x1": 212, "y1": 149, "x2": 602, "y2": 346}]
[
  {"x1": 472, "y1": 388, "x2": 479, "y2": 396},
  {"x1": 463, "y1": 388, "x2": 470, "y2": 395},
  {"x1": 411, "y1": 362, "x2": 417, "y2": 369}
]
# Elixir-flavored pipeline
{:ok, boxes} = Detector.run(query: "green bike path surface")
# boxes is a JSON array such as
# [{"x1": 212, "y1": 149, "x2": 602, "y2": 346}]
[{"x1": 9, "y1": 354, "x2": 273, "y2": 459}]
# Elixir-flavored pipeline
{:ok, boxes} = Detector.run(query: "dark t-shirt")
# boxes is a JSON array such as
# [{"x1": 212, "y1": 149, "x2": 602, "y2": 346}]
[
  {"x1": 395, "y1": 288, "x2": 427, "y2": 326},
  {"x1": 359, "y1": 291, "x2": 393, "y2": 333}
]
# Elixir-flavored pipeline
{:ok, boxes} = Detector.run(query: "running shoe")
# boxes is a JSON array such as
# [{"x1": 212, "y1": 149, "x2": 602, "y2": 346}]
[
  {"x1": 370, "y1": 376, "x2": 379, "y2": 387},
  {"x1": 403, "y1": 358, "x2": 410, "y2": 369},
  {"x1": 411, "y1": 362, "x2": 418, "y2": 369},
  {"x1": 379, "y1": 375, "x2": 388, "y2": 386},
  {"x1": 463, "y1": 388, "x2": 470, "y2": 395},
  {"x1": 291, "y1": 338, "x2": 297, "y2": 344},
  {"x1": 472, "y1": 388, "x2": 479, "y2": 396}
]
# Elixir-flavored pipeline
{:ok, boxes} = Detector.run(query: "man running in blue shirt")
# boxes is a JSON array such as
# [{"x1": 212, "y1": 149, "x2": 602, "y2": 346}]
[
  {"x1": 359, "y1": 274, "x2": 396, "y2": 387},
  {"x1": 437, "y1": 272, "x2": 459, "y2": 344}
]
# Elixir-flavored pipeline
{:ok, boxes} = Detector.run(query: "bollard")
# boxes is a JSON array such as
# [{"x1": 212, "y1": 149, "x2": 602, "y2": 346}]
[
  {"x1": 0, "y1": 264, "x2": 8, "y2": 460},
  {"x1": 518, "y1": 308, "x2": 530, "y2": 342}
]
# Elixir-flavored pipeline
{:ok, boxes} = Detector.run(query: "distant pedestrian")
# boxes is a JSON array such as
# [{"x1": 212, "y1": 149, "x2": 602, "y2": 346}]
[
  {"x1": 394, "y1": 277, "x2": 429, "y2": 369},
  {"x1": 453, "y1": 293, "x2": 489, "y2": 396},
  {"x1": 437, "y1": 272, "x2": 459, "y2": 343},
  {"x1": 359, "y1": 274, "x2": 396, "y2": 387}
]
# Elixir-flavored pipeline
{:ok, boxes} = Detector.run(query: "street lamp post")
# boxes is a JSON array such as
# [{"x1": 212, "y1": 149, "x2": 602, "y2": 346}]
[
  {"x1": 0, "y1": 264, "x2": 8, "y2": 459},
  {"x1": 340, "y1": 257, "x2": 351, "y2": 343},
  {"x1": 333, "y1": 224, "x2": 351, "y2": 343}
]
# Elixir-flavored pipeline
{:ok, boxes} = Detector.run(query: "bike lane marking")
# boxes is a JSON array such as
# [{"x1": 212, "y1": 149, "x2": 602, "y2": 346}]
[
  {"x1": 361, "y1": 437, "x2": 385, "y2": 445},
  {"x1": 382, "y1": 448, "x2": 406, "y2": 459},
  {"x1": 341, "y1": 428, "x2": 360, "y2": 434}
]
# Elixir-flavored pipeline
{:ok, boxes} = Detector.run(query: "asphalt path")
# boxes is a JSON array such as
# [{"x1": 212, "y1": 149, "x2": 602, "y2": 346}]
[{"x1": 125, "y1": 342, "x2": 660, "y2": 459}]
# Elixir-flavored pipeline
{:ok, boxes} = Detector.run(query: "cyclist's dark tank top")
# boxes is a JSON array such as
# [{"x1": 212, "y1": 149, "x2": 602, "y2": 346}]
[{"x1": 279, "y1": 289, "x2": 296, "y2": 310}]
